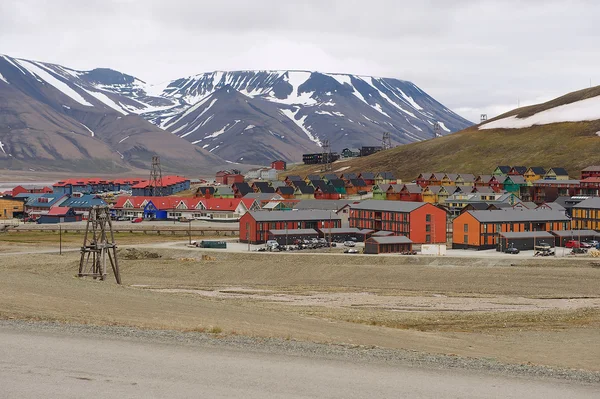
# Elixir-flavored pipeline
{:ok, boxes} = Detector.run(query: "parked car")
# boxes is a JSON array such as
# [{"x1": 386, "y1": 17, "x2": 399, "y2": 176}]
[
  {"x1": 131, "y1": 217, "x2": 143, "y2": 223},
  {"x1": 344, "y1": 248, "x2": 359, "y2": 254},
  {"x1": 266, "y1": 240, "x2": 279, "y2": 251},
  {"x1": 583, "y1": 240, "x2": 599, "y2": 248},
  {"x1": 504, "y1": 247, "x2": 520, "y2": 254},
  {"x1": 344, "y1": 241, "x2": 356, "y2": 247},
  {"x1": 565, "y1": 240, "x2": 590, "y2": 249},
  {"x1": 179, "y1": 217, "x2": 190, "y2": 223}
]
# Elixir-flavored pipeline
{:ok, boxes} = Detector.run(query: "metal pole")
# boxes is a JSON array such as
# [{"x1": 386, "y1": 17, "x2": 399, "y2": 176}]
[
  {"x1": 188, "y1": 219, "x2": 191, "y2": 245},
  {"x1": 59, "y1": 225, "x2": 62, "y2": 255}
]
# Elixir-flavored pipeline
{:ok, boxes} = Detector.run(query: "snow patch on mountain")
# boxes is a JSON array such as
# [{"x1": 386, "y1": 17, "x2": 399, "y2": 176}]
[
  {"x1": 280, "y1": 108, "x2": 321, "y2": 146},
  {"x1": 480, "y1": 95, "x2": 600, "y2": 130},
  {"x1": 81, "y1": 88, "x2": 128, "y2": 114},
  {"x1": 17, "y1": 60, "x2": 94, "y2": 106}
]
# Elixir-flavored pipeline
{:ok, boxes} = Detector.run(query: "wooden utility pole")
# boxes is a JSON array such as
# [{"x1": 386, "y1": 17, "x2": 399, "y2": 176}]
[{"x1": 78, "y1": 205, "x2": 121, "y2": 284}]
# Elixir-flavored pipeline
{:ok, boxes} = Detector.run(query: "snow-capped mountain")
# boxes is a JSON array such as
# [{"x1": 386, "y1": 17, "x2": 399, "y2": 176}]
[
  {"x1": 0, "y1": 54, "x2": 472, "y2": 169},
  {"x1": 0, "y1": 55, "x2": 223, "y2": 173},
  {"x1": 145, "y1": 71, "x2": 472, "y2": 163}
]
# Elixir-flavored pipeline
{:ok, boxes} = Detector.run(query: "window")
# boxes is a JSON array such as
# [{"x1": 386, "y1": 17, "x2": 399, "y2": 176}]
[
  {"x1": 464, "y1": 234, "x2": 468, "y2": 244},
  {"x1": 425, "y1": 214, "x2": 431, "y2": 222},
  {"x1": 463, "y1": 223, "x2": 468, "y2": 233},
  {"x1": 425, "y1": 225, "x2": 431, "y2": 232},
  {"x1": 426, "y1": 234, "x2": 431, "y2": 243}
]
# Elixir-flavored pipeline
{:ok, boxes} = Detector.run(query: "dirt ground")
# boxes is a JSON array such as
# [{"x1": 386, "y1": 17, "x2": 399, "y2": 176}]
[{"x1": 0, "y1": 247, "x2": 599, "y2": 371}]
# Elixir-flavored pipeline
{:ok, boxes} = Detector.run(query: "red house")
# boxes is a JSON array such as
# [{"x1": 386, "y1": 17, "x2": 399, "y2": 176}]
[
  {"x1": 11, "y1": 185, "x2": 53, "y2": 197},
  {"x1": 398, "y1": 184, "x2": 423, "y2": 202},
  {"x1": 239, "y1": 210, "x2": 341, "y2": 244},
  {"x1": 226, "y1": 174, "x2": 245, "y2": 185},
  {"x1": 349, "y1": 200, "x2": 447, "y2": 244},
  {"x1": 271, "y1": 160, "x2": 287, "y2": 171},
  {"x1": 488, "y1": 175, "x2": 506, "y2": 192}
]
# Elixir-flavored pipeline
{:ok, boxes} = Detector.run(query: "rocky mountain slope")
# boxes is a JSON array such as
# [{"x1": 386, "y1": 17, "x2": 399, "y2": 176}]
[
  {"x1": 285, "y1": 86, "x2": 600, "y2": 180},
  {"x1": 149, "y1": 70, "x2": 472, "y2": 163},
  {"x1": 0, "y1": 55, "x2": 223, "y2": 173},
  {"x1": 0, "y1": 54, "x2": 471, "y2": 169}
]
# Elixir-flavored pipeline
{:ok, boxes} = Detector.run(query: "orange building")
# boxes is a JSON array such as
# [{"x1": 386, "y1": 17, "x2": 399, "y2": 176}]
[
  {"x1": 452, "y1": 209, "x2": 571, "y2": 250},
  {"x1": 348, "y1": 200, "x2": 446, "y2": 244}
]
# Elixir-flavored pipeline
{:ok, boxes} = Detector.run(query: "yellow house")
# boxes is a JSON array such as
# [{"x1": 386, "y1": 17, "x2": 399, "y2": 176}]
[
  {"x1": 572, "y1": 197, "x2": 600, "y2": 229},
  {"x1": 0, "y1": 197, "x2": 25, "y2": 219},
  {"x1": 441, "y1": 173, "x2": 459, "y2": 186},
  {"x1": 456, "y1": 174, "x2": 476, "y2": 186},
  {"x1": 422, "y1": 186, "x2": 451, "y2": 204},
  {"x1": 544, "y1": 168, "x2": 569, "y2": 180},
  {"x1": 524, "y1": 167, "x2": 547, "y2": 182}
]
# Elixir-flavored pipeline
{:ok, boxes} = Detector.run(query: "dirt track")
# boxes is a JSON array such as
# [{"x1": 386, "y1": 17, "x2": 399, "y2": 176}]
[{"x1": 0, "y1": 248, "x2": 599, "y2": 371}]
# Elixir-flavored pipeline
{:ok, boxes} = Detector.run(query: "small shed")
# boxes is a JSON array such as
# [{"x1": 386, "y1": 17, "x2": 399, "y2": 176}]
[
  {"x1": 268, "y1": 228, "x2": 319, "y2": 245},
  {"x1": 550, "y1": 230, "x2": 600, "y2": 247},
  {"x1": 365, "y1": 236, "x2": 413, "y2": 254},
  {"x1": 497, "y1": 231, "x2": 555, "y2": 251},
  {"x1": 37, "y1": 207, "x2": 81, "y2": 224}
]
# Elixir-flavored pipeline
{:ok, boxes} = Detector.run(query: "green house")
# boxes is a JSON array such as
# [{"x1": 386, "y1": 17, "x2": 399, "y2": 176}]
[
  {"x1": 372, "y1": 184, "x2": 391, "y2": 200},
  {"x1": 502, "y1": 175, "x2": 527, "y2": 196},
  {"x1": 213, "y1": 186, "x2": 235, "y2": 198},
  {"x1": 493, "y1": 166, "x2": 511, "y2": 176}
]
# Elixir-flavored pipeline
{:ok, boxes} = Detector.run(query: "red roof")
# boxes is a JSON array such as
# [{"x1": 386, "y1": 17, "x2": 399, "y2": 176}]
[{"x1": 47, "y1": 207, "x2": 72, "y2": 216}]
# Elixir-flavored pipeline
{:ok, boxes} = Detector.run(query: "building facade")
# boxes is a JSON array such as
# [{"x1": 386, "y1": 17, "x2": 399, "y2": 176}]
[{"x1": 349, "y1": 200, "x2": 446, "y2": 244}]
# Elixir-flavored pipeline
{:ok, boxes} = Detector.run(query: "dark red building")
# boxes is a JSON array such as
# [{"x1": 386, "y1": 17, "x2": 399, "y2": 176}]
[
  {"x1": 271, "y1": 160, "x2": 287, "y2": 171},
  {"x1": 581, "y1": 166, "x2": 600, "y2": 180},
  {"x1": 239, "y1": 210, "x2": 341, "y2": 244}
]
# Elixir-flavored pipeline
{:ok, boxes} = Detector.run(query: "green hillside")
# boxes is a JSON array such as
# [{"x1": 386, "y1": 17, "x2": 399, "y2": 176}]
[{"x1": 287, "y1": 87, "x2": 600, "y2": 180}]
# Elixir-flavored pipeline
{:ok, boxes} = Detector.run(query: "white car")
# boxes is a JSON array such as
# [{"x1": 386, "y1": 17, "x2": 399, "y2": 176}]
[{"x1": 344, "y1": 241, "x2": 356, "y2": 247}]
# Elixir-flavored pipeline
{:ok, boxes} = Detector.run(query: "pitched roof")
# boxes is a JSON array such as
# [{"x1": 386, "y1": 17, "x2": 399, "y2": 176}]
[
  {"x1": 573, "y1": 197, "x2": 600, "y2": 209},
  {"x1": 60, "y1": 194, "x2": 106, "y2": 208},
  {"x1": 371, "y1": 230, "x2": 395, "y2": 236},
  {"x1": 377, "y1": 171, "x2": 395, "y2": 179},
  {"x1": 215, "y1": 186, "x2": 234, "y2": 195},
  {"x1": 285, "y1": 175, "x2": 303, "y2": 181},
  {"x1": 547, "y1": 167, "x2": 569, "y2": 176},
  {"x1": 341, "y1": 173, "x2": 358, "y2": 180},
  {"x1": 582, "y1": 166, "x2": 600, "y2": 172},
  {"x1": 306, "y1": 174, "x2": 321, "y2": 180},
  {"x1": 476, "y1": 174, "x2": 492, "y2": 182},
  {"x1": 358, "y1": 172, "x2": 375, "y2": 180},
  {"x1": 495, "y1": 166, "x2": 511, "y2": 173},
  {"x1": 294, "y1": 200, "x2": 356, "y2": 211},
  {"x1": 351, "y1": 200, "x2": 426, "y2": 213},
  {"x1": 295, "y1": 185, "x2": 315, "y2": 194},
  {"x1": 401, "y1": 184, "x2": 422, "y2": 194},
  {"x1": 510, "y1": 166, "x2": 528, "y2": 174},
  {"x1": 243, "y1": 193, "x2": 284, "y2": 201},
  {"x1": 249, "y1": 210, "x2": 341, "y2": 222},
  {"x1": 276, "y1": 186, "x2": 295, "y2": 195},
  {"x1": 457, "y1": 173, "x2": 475, "y2": 182},
  {"x1": 348, "y1": 179, "x2": 367, "y2": 187},
  {"x1": 47, "y1": 207, "x2": 73, "y2": 216},
  {"x1": 505, "y1": 175, "x2": 526, "y2": 184},
  {"x1": 317, "y1": 227, "x2": 361, "y2": 234},
  {"x1": 323, "y1": 173, "x2": 339, "y2": 180},
  {"x1": 328, "y1": 179, "x2": 346, "y2": 188},
  {"x1": 373, "y1": 183, "x2": 392, "y2": 192},
  {"x1": 466, "y1": 209, "x2": 570, "y2": 222},
  {"x1": 316, "y1": 185, "x2": 338, "y2": 194},
  {"x1": 527, "y1": 167, "x2": 547, "y2": 175},
  {"x1": 368, "y1": 236, "x2": 413, "y2": 244}
]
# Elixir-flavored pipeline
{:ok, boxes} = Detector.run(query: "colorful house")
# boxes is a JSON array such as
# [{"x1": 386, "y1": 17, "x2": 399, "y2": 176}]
[
  {"x1": 271, "y1": 160, "x2": 287, "y2": 171},
  {"x1": 524, "y1": 167, "x2": 547, "y2": 182},
  {"x1": 372, "y1": 184, "x2": 392, "y2": 200},
  {"x1": 508, "y1": 166, "x2": 527, "y2": 176},
  {"x1": 294, "y1": 185, "x2": 315, "y2": 200},
  {"x1": 358, "y1": 172, "x2": 376, "y2": 186},
  {"x1": 452, "y1": 209, "x2": 571, "y2": 250},
  {"x1": 349, "y1": 200, "x2": 447, "y2": 244},
  {"x1": 493, "y1": 166, "x2": 511, "y2": 176},
  {"x1": 502, "y1": 175, "x2": 527, "y2": 195},
  {"x1": 375, "y1": 172, "x2": 396, "y2": 185},
  {"x1": 0, "y1": 197, "x2": 25, "y2": 219},
  {"x1": 544, "y1": 168, "x2": 569, "y2": 180},
  {"x1": 581, "y1": 166, "x2": 600, "y2": 180},
  {"x1": 415, "y1": 173, "x2": 432, "y2": 188},
  {"x1": 456, "y1": 174, "x2": 476, "y2": 186},
  {"x1": 398, "y1": 184, "x2": 423, "y2": 202},
  {"x1": 240, "y1": 210, "x2": 341, "y2": 244}
]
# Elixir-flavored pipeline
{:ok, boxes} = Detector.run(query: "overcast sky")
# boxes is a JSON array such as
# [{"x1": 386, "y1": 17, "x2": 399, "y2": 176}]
[{"x1": 1, "y1": 0, "x2": 599, "y2": 122}]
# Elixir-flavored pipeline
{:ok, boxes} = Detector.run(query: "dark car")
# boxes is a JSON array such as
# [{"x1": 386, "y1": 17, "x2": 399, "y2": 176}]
[{"x1": 504, "y1": 247, "x2": 520, "y2": 254}]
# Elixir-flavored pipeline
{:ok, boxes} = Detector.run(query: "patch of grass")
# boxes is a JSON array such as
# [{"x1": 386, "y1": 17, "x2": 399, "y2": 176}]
[
  {"x1": 285, "y1": 113, "x2": 600, "y2": 181},
  {"x1": 208, "y1": 326, "x2": 223, "y2": 334}
]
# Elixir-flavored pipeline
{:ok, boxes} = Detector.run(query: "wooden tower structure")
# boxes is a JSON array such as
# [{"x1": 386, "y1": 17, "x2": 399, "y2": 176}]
[{"x1": 78, "y1": 205, "x2": 121, "y2": 284}]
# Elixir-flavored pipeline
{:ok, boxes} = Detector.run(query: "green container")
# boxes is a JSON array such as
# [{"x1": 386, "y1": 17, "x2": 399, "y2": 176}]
[{"x1": 199, "y1": 240, "x2": 227, "y2": 249}]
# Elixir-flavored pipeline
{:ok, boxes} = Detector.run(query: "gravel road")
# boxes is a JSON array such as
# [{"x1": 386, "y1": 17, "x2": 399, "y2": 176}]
[{"x1": 1, "y1": 320, "x2": 598, "y2": 399}]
